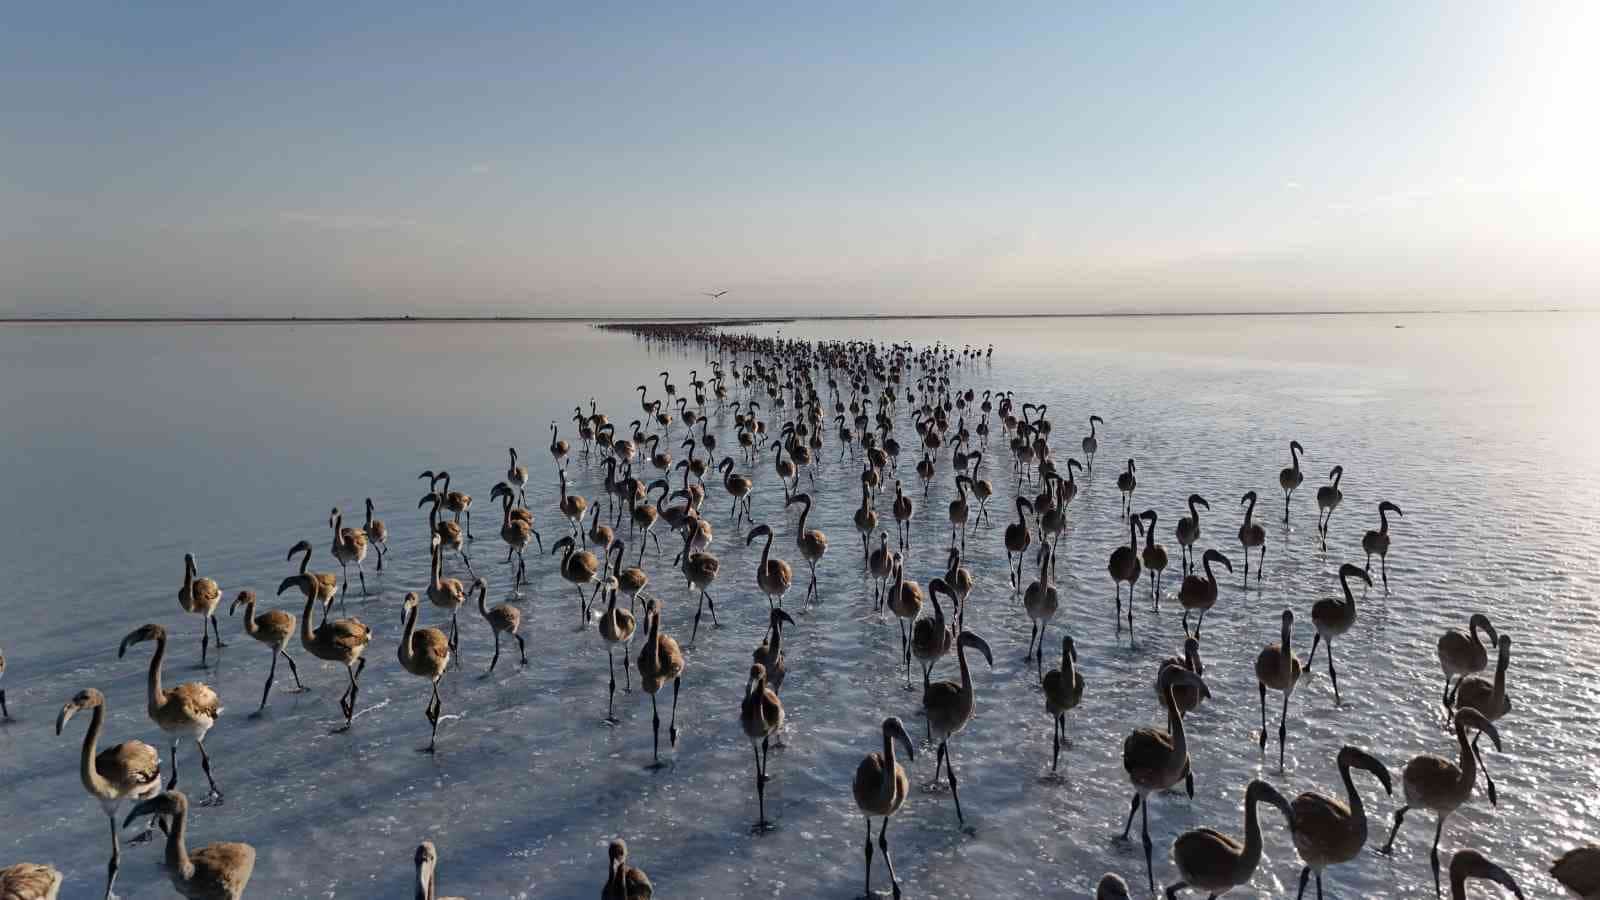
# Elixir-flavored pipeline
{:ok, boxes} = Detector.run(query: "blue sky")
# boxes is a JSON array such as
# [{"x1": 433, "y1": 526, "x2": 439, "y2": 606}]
[{"x1": 2, "y1": 2, "x2": 1595, "y2": 316}]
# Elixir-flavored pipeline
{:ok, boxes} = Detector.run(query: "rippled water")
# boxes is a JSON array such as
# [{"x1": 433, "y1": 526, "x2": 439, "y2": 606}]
[{"x1": 0, "y1": 314, "x2": 1595, "y2": 898}]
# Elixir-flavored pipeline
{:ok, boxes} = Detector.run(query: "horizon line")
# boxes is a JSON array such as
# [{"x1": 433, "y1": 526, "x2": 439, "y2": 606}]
[{"x1": 0, "y1": 306, "x2": 1578, "y2": 326}]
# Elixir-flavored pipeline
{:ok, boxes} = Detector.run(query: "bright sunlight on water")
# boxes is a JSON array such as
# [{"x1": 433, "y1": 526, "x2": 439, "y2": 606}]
[{"x1": 0, "y1": 312, "x2": 1596, "y2": 897}]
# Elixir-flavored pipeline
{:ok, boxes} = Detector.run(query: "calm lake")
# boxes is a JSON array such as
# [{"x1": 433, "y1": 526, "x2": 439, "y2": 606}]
[{"x1": 0, "y1": 313, "x2": 1595, "y2": 897}]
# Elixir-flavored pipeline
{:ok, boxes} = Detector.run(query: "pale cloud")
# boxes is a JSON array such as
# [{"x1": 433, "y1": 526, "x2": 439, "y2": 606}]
[{"x1": 1284, "y1": 180, "x2": 1303, "y2": 190}]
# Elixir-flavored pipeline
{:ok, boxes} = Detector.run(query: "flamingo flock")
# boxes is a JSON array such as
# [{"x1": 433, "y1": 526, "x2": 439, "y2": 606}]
[{"x1": 0, "y1": 321, "x2": 1574, "y2": 899}]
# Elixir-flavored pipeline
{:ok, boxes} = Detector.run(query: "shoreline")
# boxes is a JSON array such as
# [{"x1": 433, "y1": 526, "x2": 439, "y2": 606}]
[{"x1": 0, "y1": 307, "x2": 1574, "y2": 326}]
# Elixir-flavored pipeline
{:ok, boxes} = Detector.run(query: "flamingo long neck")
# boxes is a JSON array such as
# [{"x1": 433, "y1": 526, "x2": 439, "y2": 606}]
[
  {"x1": 797, "y1": 498, "x2": 811, "y2": 533},
  {"x1": 1332, "y1": 469, "x2": 1342, "y2": 490},
  {"x1": 1062, "y1": 646, "x2": 1077, "y2": 688},
  {"x1": 879, "y1": 728, "x2": 898, "y2": 792},
  {"x1": 760, "y1": 532, "x2": 773, "y2": 568},
  {"x1": 300, "y1": 594, "x2": 317, "y2": 642},
  {"x1": 365, "y1": 502, "x2": 375, "y2": 530},
  {"x1": 1491, "y1": 650, "x2": 1509, "y2": 708},
  {"x1": 78, "y1": 703, "x2": 110, "y2": 797},
  {"x1": 1128, "y1": 519, "x2": 1139, "y2": 551},
  {"x1": 1291, "y1": 444, "x2": 1301, "y2": 470},
  {"x1": 1143, "y1": 521, "x2": 1156, "y2": 551},
  {"x1": 1244, "y1": 496, "x2": 1257, "y2": 527},
  {"x1": 476, "y1": 583, "x2": 491, "y2": 618},
  {"x1": 1166, "y1": 682, "x2": 1188, "y2": 759},
  {"x1": 1203, "y1": 555, "x2": 1217, "y2": 586},
  {"x1": 240, "y1": 599, "x2": 259, "y2": 638},
  {"x1": 1339, "y1": 760, "x2": 1367, "y2": 825},
  {"x1": 182, "y1": 558, "x2": 194, "y2": 594},
  {"x1": 296, "y1": 544, "x2": 311, "y2": 575},
  {"x1": 1189, "y1": 496, "x2": 1201, "y2": 523},
  {"x1": 768, "y1": 618, "x2": 783, "y2": 654},
  {"x1": 145, "y1": 636, "x2": 167, "y2": 715},
  {"x1": 399, "y1": 605, "x2": 419, "y2": 668},
  {"x1": 415, "y1": 862, "x2": 434, "y2": 900},
  {"x1": 647, "y1": 609, "x2": 664, "y2": 667},
  {"x1": 430, "y1": 542, "x2": 443, "y2": 586},
  {"x1": 930, "y1": 587, "x2": 945, "y2": 625},
  {"x1": 957, "y1": 640, "x2": 974, "y2": 699},
  {"x1": 164, "y1": 804, "x2": 195, "y2": 883},
  {"x1": 1379, "y1": 506, "x2": 1391, "y2": 533},
  {"x1": 1236, "y1": 792, "x2": 1267, "y2": 882},
  {"x1": 1454, "y1": 719, "x2": 1478, "y2": 792}
]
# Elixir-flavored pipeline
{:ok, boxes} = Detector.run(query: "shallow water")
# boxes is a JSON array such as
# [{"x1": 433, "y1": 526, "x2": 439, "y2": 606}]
[{"x1": 0, "y1": 313, "x2": 1596, "y2": 898}]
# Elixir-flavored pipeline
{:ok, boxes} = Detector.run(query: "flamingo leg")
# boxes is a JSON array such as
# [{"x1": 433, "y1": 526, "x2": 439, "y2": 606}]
[
  {"x1": 1277, "y1": 687, "x2": 1291, "y2": 770},
  {"x1": 878, "y1": 815, "x2": 901, "y2": 899},
  {"x1": 1326, "y1": 640, "x2": 1341, "y2": 706},
  {"x1": 195, "y1": 738, "x2": 222, "y2": 805},
  {"x1": 105, "y1": 813, "x2": 122, "y2": 899},
  {"x1": 606, "y1": 649, "x2": 617, "y2": 721},
  {"x1": 945, "y1": 741, "x2": 964, "y2": 824},
  {"x1": 669, "y1": 677, "x2": 681, "y2": 747},
  {"x1": 1140, "y1": 795, "x2": 1154, "y2": 891},
  {"x1": 861, "y1": 816, "x2": 874, "y2": 898},
  {"x1": 648, "y1": 691, "x2": 663, "y2": 764},
  {"x1": 257, "y1": 648, "x2": 278, "y2": 711},
  {"x1": 1258, "y1": 681, "x2": 1268, "y2": 751},
  {"x1": 282, "y1": 650, "x2": 304, "y2": 690}
]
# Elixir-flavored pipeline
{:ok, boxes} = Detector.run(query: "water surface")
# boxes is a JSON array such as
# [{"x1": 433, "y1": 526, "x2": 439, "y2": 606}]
[{"x1": 1, "y1": 313, "x2": 1595, "y2": 897}]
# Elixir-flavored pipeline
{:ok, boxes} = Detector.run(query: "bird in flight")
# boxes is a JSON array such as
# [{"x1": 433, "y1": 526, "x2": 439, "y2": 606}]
[{"x1": 703, "y1": 290, "x2": 730, "y2": 299}]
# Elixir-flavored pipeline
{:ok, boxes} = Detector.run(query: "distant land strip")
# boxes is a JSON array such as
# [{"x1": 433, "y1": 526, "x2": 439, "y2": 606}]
[{"x1": 0, "y1": 307, "x2": 1571, "y2": 326}]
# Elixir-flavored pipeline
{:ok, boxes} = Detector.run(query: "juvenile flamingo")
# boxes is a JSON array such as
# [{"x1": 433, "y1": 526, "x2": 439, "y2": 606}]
[
  {"x1": 1254, "y1": 609, "x2": 1305, "y2": 770},
  {"x1": 1041, "y1": 634, "x2": 1084, "y2": 774},
  {"x1": 1381, "y1": 708, "x2": 1504, "y2": 898},
  {"x1": 852, "y1": 717, "x2": 915, "y2": 900},
  {"x1": 1291, "y1": 745, "x2": 1392, "y2": 900},
  {"x1": 1279, "y1": 440, "x2": 1305, "y2": 522},
  {"x1": 1306, "y1": 563, "x2": 1373, "y2": 706},
  {"x1": 1238, "y1": 491, "x2": 1267, "y2": 581},
  {"x1": 1363, "y1": 500, "x2": 1404, "y2": 591}
]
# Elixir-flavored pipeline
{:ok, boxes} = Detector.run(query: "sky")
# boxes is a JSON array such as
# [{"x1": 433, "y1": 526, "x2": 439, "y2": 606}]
[{"x1": 2, "y1": 1, "x2": 1597, "y2": 317}]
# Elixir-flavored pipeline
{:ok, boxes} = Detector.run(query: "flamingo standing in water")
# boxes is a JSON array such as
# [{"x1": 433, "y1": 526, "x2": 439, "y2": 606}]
[
  {"x1": 1291, "y1": 745, "x2": 1393, "y2": 900},
  {"x1": 1315, "y1": 466, "x2": 1343, "y2": 550},
  {"x1": 1175, "y1": 494, "x2": 1208, "y2": 574},
  {"x1": 1363, "y1": 500, "x2": 1404, "y2": 592},
  {"x1": 1238, "y1": 491, "x2": 1267, "y2": 582},
  {"x1": 1279, "y1": 440, "x2": 1305, "y2": 523},
  {"x1": 851, "y1": 717, "x2": 915, "y2": 900},
  {"x1": 1306, "y1": 563, "x2": 1373, "y2": 706}
]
